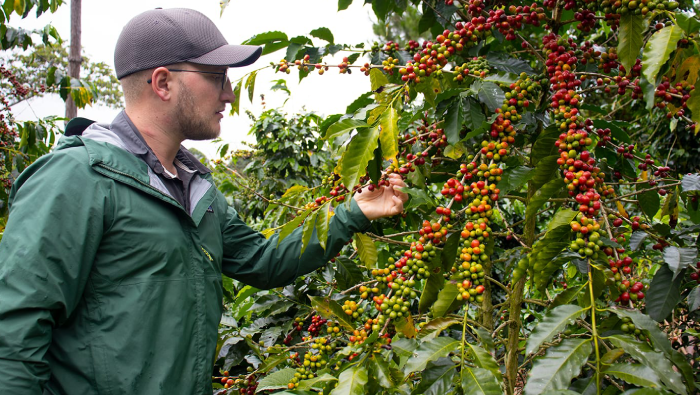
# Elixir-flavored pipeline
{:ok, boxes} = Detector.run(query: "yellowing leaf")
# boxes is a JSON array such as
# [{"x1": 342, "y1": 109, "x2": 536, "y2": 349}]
[
  {"x1": 354, "y1": 233, "x2": 378, "y2": 268},
  {"x1": 378, "y1": 107, "x2": 399, "y2": 160},
  {"x1": 282, "y1": 185, "x2": 308, "y2": 197},
  {"x1": 316, "y1": 203, "x2": 331, "y2": 251},
  {"x1": 675, "y1": 55, "x2": 700, "y2": 85},
  {"x1": 13, "y1": 0, "x2": 24, "y2": 15},
  {"x1": 261, "y1": 228, "x2": 276, "y2": 239},
  {"x1": 338, "y1": 127, "x2": 380, "y2": 192},
  {"x1": 369, "y1": 68, "x2": 389, "y2": 92},
  {"x1": 615, "y1": 200, "x2": 629, "y2": 219},
  {"x1": 394, "y1": 314, "x2": 416, "y2": 338}
]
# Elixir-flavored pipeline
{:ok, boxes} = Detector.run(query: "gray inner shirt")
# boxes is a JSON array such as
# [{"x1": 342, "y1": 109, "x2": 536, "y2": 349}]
[{"x1": 109, "y1": 111, "x2": 211, "y2": 213}]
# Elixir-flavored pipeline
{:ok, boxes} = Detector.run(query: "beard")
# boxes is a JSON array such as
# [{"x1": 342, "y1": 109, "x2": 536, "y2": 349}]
[{"x1": 174, "y1": 81, "x2": 221, "y2": 141}]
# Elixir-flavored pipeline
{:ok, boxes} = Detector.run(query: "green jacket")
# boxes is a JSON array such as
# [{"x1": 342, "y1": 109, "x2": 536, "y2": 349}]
[{"x1": 0, "y1": 124, "x2": 370, "y2": 394}]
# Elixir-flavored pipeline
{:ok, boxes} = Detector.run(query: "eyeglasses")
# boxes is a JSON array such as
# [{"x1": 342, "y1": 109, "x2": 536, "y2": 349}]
[{"x1": 147, "y1": 68, "x2": 230, "y2": 90}]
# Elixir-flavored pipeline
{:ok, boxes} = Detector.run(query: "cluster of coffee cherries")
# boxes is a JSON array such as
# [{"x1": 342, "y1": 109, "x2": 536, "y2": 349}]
[
  {"x1": 489, "y1": 5, "x2": 544, "y2": 40},
  {"x1": 442, "y1": 76, "x2": 523, "y2": 297},
  {"x1": 384, "y1": 41, "x2": 400, "y2": 51},
  {"x1": 636, "y1": 154, "x2": 657, "y2": 172},
  {"x1": 502, "y1": 73, "x2": 542, "y2": 115},
  {"x1": 573, "y1": 9, "x2": 598, "y2": 32},
  {"x1": 348, "y1": 328, "x2": 370, "y2": 345},
  {"x1": 618, "y1": 317, "x2": 649, "y2": 343},
  {"x1": 592, "y1": 74, "x2": 638, "y2": 96},
  {"x1": 328, "y1": 183, "x2": 348, "y2": 199},
  {"x1": 419, "y1": 216, "x2": 452, "y2": 242},
  {"x1": 299, "y1": 196, "x2": 328, "y2": 214},
  {"x1": 382, "y1": 57, "x2": 400, "y2": 75},
  {"x1": 602, "y1": 0, "x2": 678, "y2": 16},
  {"x1": 396, "y1": 127, "x2": 447, "y2": 172},
  {"x1": 595, "y1": 127, "x2": 614, "y2": 148},
  {"x1": 616, "y1": 144, "x2": 636, "y2": 160},
  {"x1": 655, "y1": 78, "x2": 695, "y2": 119},
  {"x1": 373, "y1": 292, "x2": 412, "y2": 321},
  {"x1": 405, "y1": 152, "x2": 428, "y2": 166},
  {"x1": 465, "y1": 0, "x2": 486, "y2": 14},
  {"x1": 609, "y1": 254, "x2": 639, "y2": 276},
  {"x1": 543, "y1": 0, "x2": 576, "y2": 10},
  {"x1": 388, "y1": 156, "x2": 418, "y2": 176},
  {"x1": 342, "y1": 300, "x2": 363, "y2": 319},
  {"x1": 623, "y1": 57, "x2": 643, "y2": 78},
  {"x1": 0, "y1": 66, "x2": 33, "y2": 191},
  {"x1": 338, "y1": 57, "x2": 350, "y2": 74},
  {"x1": 452, "y1": 57, "x2": 490, "y2": 82},
  {"x1": 397, "y1": 18, "x2": 498, "y2": 83},
  {"x1": 358, "y1": 284, "x2": 380, "y2": 300},
  {"x1": 652, "y1": 165, "x2": 673, "y2": 179},
  {"x1": 545, "y1": 34, "x2": 618, "y2": 271},
  {"x1": 404, "y1": 39, "x2": 421, "y2": 52},
  {"x1": 274, "y1": 54, "x2": 312, "y2": 74},
  {"x1": 307, "y1": 315, "x2": 327, "y2": 336},
  {"x1": 288, "y1": 342, "x2": 330, "y2": 389},
  {"x1": 0, "y1": 65, "x2": 32, "y2": 98},
  {"x1": 615, "y1": 278, "x2": 646, "y2": 305},
  {"x1": 543, "y1": 34, "x2": 581, "y2": 89},
  {"x1": 453, "y1": 219, "x2": 491, "y2": 302},
  {"x1": 359, "y1": 62, "x2": 372, "y2": 76},
  {"x1": 594, "y1": 48, "x2": 622, "y2": 74},
  {"x1": 387, "y1": 242, "x2": 435, "y2": 279},
  {"x1": 435, "y1": 206, "x2": 453, "y2": 222},
  {"x1": 415, "y1": 122, "x2": 448, "y2": 148},
  {"x1": 218, "y1": 370, "x2": 259, "y2": 394},
  {"x1": 441, "y1": 178, "x2": 467, "y2": 203}
]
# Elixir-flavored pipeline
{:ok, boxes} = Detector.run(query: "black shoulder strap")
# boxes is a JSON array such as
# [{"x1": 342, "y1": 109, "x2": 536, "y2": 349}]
[{"x1": 65, "y1": 117, "x2": 96, "y2": 136}]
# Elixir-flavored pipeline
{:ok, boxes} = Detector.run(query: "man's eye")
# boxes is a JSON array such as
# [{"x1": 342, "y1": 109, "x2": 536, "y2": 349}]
[{"x1": 210, "y1": 74, "x2": 224, "y2": 84}]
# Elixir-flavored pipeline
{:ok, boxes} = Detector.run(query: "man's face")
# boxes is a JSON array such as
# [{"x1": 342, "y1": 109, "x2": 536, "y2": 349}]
[{"x1": 172, "y1": 64, "x2": 234, "y2": 141}]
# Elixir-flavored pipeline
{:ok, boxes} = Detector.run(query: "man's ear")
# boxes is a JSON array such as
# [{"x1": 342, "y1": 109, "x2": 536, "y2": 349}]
[{"x1": 150, "y1": 67, "x2": 173, "y2": 101}]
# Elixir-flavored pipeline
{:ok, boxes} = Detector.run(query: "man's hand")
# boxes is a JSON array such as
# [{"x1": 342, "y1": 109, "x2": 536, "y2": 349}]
[{"x1": 354, "y1": 174, "x2": 409, "y2": 221}]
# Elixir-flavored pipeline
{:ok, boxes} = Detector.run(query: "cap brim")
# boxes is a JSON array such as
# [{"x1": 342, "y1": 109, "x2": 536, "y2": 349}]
[{"x1": 188, "y1": 45, "x2": 262, "y2": 68}]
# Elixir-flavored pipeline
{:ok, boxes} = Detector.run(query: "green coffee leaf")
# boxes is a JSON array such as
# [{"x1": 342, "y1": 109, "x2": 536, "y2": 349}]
[
  {"x1": 642, "y1": 25, "x2": 683, "y2": 84},
  {"x1": 523, "y1": 338, "x2": 592, "y2": 395},
  {"x1": 525, "y1": 304, "x2": 587, "y2": 355}
]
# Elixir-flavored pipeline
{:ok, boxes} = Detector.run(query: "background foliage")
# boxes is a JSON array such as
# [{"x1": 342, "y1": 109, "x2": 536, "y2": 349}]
[{"x1": 212, "y1": 0, "x2": 700, "y2": 394}]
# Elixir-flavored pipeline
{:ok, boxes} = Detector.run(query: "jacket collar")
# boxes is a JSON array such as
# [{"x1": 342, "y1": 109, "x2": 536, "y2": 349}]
[
  {"x1": 67, "y1": 113, "x2": 217, "y2": 225},
  {"x1": 109, "y1": 111, "x2": 211, "y2": 175}
]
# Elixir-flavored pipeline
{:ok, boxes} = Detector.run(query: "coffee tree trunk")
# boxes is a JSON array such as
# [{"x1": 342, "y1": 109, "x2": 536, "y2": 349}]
[
  {"x1": 505, "y1": 180, "x2": 537, "y2": 395},
  {"x1": 65, "y1": 0, "x2": 81, "y2": 120}
]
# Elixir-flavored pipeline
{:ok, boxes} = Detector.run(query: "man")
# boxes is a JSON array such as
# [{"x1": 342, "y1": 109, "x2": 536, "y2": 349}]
[{"x1": 0, "y1": 8, "x2": 407, "y2": 394}]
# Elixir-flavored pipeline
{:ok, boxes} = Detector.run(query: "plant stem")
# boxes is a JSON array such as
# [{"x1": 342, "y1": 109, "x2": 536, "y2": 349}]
[
  {"x1": 460, "y1": 304, "x2": 469, "y2": 384},
  {"x1": 588, "y1": 260, "x2": 601, "y2": 395},
  {"x1": 504, "y1": 181, "x2": 536, "y2": 395}
]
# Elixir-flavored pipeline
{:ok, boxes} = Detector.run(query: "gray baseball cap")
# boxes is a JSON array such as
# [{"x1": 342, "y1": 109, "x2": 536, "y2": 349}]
[{"x1": 114, "y1": 8, "x2": 262, "y2": 79}]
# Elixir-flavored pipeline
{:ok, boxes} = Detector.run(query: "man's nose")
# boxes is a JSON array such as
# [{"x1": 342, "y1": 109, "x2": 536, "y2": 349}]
[{"x1": 221, "y1": 77, "x2": 235, "y2": 103}]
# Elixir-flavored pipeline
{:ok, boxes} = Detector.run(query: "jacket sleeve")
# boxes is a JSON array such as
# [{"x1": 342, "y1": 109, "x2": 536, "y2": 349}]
[
  {"x1": 221, "y1": 199, "x2": 371, "y2": 289},
  {"x1": 0, "y1": 150, "x2": 106, "y2": 393}
]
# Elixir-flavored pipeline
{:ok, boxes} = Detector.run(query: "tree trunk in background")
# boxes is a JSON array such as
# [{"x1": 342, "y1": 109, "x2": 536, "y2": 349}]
[{"x1": 65, "y1": 0, "x2": 81, "y2": 120}]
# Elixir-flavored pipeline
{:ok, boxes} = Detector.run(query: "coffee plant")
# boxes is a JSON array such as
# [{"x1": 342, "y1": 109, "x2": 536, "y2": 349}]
[
  {"x1": 0, "y1": 0, "x2": 120, "y2": 232},
  {"x1": 214, "y1": 0, "x2": 700, "y2": 394}
]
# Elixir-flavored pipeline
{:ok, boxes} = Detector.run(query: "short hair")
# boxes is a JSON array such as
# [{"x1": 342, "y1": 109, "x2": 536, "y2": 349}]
[
  {"x1": 120, "y1": 68, "x2": 153, "y2": 106},
  {"x1": 120, "y1": 63, "x2": 190, "y2": 106}
]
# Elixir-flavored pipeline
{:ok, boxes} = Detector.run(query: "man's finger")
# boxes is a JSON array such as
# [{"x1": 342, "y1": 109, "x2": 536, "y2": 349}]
[
  {"x1": 392, "y1": 195, "x2": 404, "y2": 214},
  {"x1": 392, "y1": 185, "x2": 409, "y2": 203}
]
